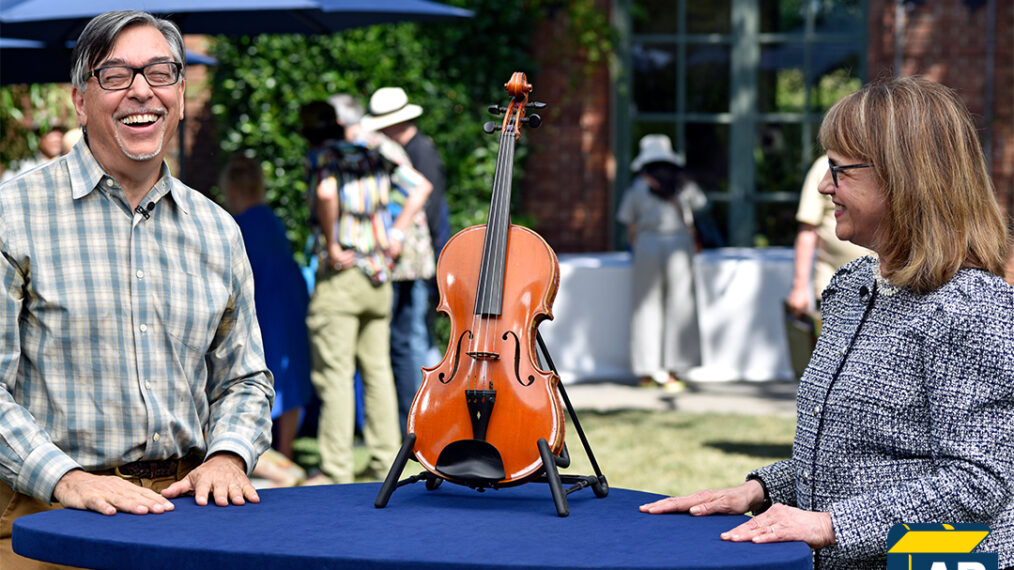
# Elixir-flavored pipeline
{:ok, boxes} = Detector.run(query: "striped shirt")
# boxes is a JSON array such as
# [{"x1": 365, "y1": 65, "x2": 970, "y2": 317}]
[
  {"x1": 0, "y1": 141, "x2": 274, "y2": 502},
  {"x1": 306, "y1": 141, "x2": 427, "y2": 284}
]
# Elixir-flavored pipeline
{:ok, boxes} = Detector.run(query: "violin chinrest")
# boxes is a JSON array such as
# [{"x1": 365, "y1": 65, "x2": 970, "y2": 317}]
[{"x1": 436, "y1": 439, "x2": 507, "y2": 486}]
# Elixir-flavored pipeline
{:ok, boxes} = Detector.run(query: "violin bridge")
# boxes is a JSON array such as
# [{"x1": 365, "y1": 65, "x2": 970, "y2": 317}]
[{"x1": 466, "y1": 351, "x2": 500, "y2": 360}]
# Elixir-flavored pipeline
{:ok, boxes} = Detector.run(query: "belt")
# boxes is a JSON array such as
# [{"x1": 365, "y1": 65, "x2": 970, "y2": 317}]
[{"x1": 92, "y1": 454, "x2": 199, "y2": 480}]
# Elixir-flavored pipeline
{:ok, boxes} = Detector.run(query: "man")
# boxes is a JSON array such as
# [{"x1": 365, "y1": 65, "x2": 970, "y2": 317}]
[
  {"x1": 786, "y1": 155, "x2": 872, "y2": 316},
  {"x1": 362, "y1": 87, "x2": 449, "y2": 259},
  {"x1": 0, "y1": 11, "x2": 273, "y2": 566},
  {"x1": 362, "y1": 87, "x2": 449, "y2": 434},
  {"x1": 784, "y1": 155, "x2": 871, "y2": 378}
]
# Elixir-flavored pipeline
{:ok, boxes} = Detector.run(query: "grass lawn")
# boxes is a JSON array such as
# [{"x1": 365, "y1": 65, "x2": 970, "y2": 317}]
[{"x1": 292, "y1": 409, "x2": 796, "y2": 497}]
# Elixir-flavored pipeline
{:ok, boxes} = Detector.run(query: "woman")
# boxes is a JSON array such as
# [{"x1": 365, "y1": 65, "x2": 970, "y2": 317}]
[
  {"x1": 640, "y1": 76, "x2": 1014, "y2": 569},
  {"x1": 221, "y1": 153, "x2": 312, "y2": 487},
  {"x1": 617, "y1": 134, "x2": 707, "y2": 392}
]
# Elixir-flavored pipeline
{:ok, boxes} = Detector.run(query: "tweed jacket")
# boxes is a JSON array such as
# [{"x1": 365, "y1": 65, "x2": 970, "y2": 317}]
[{"x1": 753, "y1": 256, "x2": 1014, "y2": 569}]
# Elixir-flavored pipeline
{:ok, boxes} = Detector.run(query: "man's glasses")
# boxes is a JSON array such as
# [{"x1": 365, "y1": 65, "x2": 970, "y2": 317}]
[
  {"x1": 90, "y1": 61, "x2": 182, "y2": 91},
  {"x1": 828, "y1": 158, "x2": 873, "y2": 188}
]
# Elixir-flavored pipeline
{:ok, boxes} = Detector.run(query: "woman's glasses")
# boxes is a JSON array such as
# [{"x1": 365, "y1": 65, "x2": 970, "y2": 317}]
[{"x1": 828, "y1": 158, "x2": 873, "y2": 188}]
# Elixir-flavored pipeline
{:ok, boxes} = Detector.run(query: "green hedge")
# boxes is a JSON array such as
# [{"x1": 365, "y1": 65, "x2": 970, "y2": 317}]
[{"x1": 208, "y1": 0, "x2": 539, "y2": 260}]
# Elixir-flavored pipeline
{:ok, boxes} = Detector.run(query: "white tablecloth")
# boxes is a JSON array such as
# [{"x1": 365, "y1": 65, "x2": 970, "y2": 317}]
[{"x1": 539, "y1": 248, "x2": 796, "y2": 383}]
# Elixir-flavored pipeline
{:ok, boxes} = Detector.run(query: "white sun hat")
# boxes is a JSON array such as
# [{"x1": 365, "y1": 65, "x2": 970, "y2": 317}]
[
  {"x1": 361, "y1": 87, "x2": 424, "y2": 132},
  {"x1": 630, "y1": 134, "x2": 686, "y2": 171}
]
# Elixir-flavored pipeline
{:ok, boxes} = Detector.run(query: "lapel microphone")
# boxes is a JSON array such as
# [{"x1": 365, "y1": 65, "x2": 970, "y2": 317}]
[{"x1": 134, "y1": 202, "x2": 155, "y2": 219}]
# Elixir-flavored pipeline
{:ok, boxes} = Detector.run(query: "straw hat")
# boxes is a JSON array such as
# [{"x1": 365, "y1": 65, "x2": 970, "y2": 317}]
[
  {"x1": 630, "y1": 134, "x2": 685, "y2": 171},
  {"x1": 361, "y1": 87, "x2": 423, "y2": 132}
]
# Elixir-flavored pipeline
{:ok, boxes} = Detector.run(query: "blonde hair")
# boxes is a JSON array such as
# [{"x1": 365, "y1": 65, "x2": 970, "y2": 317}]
[{"x1": 819, "y1": 76, "x2": 1008, "y2": 294}]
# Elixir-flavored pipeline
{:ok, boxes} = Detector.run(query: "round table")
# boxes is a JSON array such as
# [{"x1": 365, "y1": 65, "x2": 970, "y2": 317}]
[{"x1": 14, "y1": 482, "x2": 811, "y2": 569}]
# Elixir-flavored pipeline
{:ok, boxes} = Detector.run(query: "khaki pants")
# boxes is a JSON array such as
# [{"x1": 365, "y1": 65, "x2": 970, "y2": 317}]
[
  {"x1": 1, "y1": 469, "x2": 189, "y2": 569},
  {"x1": 307, "y1": 268, "x2": 400, "y2": 483}
]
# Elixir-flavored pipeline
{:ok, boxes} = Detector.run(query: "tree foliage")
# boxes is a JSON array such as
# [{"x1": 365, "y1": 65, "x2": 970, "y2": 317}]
[
  {"x1": 208, "y1": 0, "x2": 539, "y2": 259},
  {"x1": 0, "y1": 84, "x2": 75, "y2": 175}
]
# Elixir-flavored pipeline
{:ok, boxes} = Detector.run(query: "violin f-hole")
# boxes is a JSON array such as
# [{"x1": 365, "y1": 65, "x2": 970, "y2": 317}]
[
  {"x1": 439, "y1": 330, "x2": 473, "y2": 384},
  {"x1": 502, "y1": 330, "x2": 534, "y2": 386}
]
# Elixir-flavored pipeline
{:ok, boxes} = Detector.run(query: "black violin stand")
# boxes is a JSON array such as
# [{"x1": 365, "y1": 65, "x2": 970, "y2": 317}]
[{"x1": 374, "y1": 332, "x2": 608, "y2": 517}]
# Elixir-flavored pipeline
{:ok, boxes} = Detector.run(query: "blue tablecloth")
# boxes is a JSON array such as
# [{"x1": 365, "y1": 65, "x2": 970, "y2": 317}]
[{"x1": 14, "y1": 483, "x2": 811, "y2": 569}]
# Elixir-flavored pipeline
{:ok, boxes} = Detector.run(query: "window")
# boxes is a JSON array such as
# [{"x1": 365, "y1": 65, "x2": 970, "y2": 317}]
[{"x1": 615, "y1": 0, "x2": 866, "y2": 248}]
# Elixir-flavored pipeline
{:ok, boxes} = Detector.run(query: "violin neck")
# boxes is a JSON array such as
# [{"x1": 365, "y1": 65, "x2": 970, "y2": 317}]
[{"x1": 473, "y1": 128, "x2": 517, "y2": 317}]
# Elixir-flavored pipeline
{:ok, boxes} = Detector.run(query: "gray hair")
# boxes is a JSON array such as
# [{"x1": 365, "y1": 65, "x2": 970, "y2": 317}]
[
  {"x1": 70, "y1": 11, "x2": 185, "y2": 91},
  {"x1": 328, "y1": 94, "x2": 364, "y2": 127}
]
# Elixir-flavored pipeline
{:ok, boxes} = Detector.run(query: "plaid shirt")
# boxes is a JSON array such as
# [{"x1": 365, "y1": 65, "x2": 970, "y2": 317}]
[{"x1": 0, "y1": 141, "x2": 274, "y2": 502}]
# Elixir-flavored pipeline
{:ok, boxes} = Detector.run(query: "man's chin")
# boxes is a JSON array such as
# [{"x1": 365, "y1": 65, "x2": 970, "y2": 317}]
[
  {"x1": 117, "y1": 142, "x2": 164, "y2": 162},
  {"x1": 115, "y1": 127, "x2": 167, "y2": 162}
]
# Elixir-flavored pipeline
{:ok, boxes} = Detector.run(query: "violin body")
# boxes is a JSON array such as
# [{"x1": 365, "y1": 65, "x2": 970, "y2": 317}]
[
  {"x1": 408, "y1": 223, "x2": 564, "y2": 486},
  {"x1": 406, "y1": 71, "x2": 563, "y2": 488}
]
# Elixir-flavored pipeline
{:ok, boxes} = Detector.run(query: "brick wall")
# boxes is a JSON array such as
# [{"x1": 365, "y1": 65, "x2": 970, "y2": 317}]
[
  {"x1": 179, "y1": 35, "x2": 221, "y2": 196},
  {"x1": 867, "y1": 0, "x2": 1013, "y2": 223},
  {"x1": 867, "y1": 0, "x2": 1013, "y2": 277},
  {"x1": 523, "y1": 1, "x2": 614, "y2": 253}
]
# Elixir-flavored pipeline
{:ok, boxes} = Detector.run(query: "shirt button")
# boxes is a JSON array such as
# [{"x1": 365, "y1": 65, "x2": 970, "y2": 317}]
[
  {"x1": 145, "y1": 381, "x2": 152, "y2": 390},
  {"x1": 105, "y1": 179, "x2": 114, "y2": 187},
  {"x1": 139, "y1": 324, "x2": 148, "y2": 333},
  {"x1": 152, "y1": 433, "x2": 160, "y2": 442},
  {"x1": 136, "y1": 270, "x2": 144, "y2": 279}
]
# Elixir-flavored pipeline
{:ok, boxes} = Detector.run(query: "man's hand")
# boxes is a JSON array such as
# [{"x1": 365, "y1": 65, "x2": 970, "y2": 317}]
[
  {"x1": 52, "y1": 469, "x2": 175, "y2": 516},
  {"x1": 639, "y1": 480, "x2": 765, "y2": 516},
  {"x1": 161, "y1": 452, "x2": 259, "y2": 507},
  {"x1": 387, "y1": 238, "x2": 403, "y2": 259}
]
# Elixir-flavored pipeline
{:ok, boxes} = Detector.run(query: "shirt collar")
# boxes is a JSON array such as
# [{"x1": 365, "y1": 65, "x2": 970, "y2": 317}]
[{"x1": 66, "y1": 138, "x2": 190, "y2": 216}]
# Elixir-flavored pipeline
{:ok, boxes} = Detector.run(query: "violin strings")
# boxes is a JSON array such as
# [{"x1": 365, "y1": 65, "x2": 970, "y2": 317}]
[{"x1": 471, "y1": 110, "x2": 517, "y2": 392}]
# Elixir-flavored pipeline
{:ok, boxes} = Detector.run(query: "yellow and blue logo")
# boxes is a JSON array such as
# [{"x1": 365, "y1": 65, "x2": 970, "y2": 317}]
[{"x1": 886, "y1": 523, "x2": 997, "y2": 570}]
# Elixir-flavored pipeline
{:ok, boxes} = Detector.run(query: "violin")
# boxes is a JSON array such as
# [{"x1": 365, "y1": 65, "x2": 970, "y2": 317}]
[{"x1": 406, "y1": 72, "x2": 564, "y2": 487}]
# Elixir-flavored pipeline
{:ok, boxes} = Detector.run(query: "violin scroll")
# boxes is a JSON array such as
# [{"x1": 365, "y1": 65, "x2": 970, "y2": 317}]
[{"x1": 482, "y1": 72, "x2": 546, "y2": 136}]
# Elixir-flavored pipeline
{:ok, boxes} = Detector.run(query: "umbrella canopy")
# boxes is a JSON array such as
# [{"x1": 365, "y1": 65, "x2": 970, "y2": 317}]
[
  {"x1": 0, "y1": 0, "x2": 472, "y2": 46},
  {"x1": 0, "y1": 38, "x2": 218, "y2": 85}
]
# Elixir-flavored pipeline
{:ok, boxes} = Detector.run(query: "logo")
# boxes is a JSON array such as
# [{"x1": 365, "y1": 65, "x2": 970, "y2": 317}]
[{"x1": 886, "y1": 523, "x2": 997, "y2": 570}]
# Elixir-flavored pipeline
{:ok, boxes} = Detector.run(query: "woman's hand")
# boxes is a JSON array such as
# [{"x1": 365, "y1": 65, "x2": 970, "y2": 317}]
[
  {"x1": 720, "y1": 503, "x2": 836, "y2": 549},
  {"x1": 327, "y1": 242, "x2": 355, "y2": 270},
  {"x1": 639, "y1": 480, "x2": 766, "y2": 516}
]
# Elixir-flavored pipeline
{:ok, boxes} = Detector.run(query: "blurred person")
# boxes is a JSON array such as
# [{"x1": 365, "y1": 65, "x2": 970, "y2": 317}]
[
  {"x1": 640, "y1": 76, "x2": 1014, "y2": 569},
  {"x1": 330, "y1": 93, "x2": 435, "y2": 437},
  {"x1": 362, "y1": 87, "x2": 449, "y2": 261},
  {"x1": 785, "y1": 154, "x2": 872, "y2": 319},
  {"x1": 220, "y1": 153, "x2": 312, "y2": 487},
  {"x1": 300, "y1": 100, "x2": 432, "y2": 484},
  {"x1": 62, "y1": 127, "x2": 84, "y2": 154},
  {"x1": 0, "y1": 126, "x2": 66, "y2": 182},
  {"x1": 617, "y1": 134, "x2": 706, "y2": 393},
  {"x1": 0, "y1": 11, "x2": 273, "y2": 567}
]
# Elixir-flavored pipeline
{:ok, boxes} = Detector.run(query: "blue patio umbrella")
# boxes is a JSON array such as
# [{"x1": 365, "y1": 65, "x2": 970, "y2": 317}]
[
  {"x1": 0, "y1": 0, "x2": 472, "y2": 46},
  {"x1": 0, "y1": 37, "x2": 218, "y2": 85}
]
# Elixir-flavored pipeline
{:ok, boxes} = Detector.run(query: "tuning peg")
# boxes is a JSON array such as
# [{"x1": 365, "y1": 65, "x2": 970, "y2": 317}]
[
  {"x1": 482, "y1": 121, "x2": 500, "y2": 134},
  {"x1": 526, "y1": 101, "x2": 547, "y2": 110},
  {"x1": 487, "y1": 104, "x2": 506, "y2": 115},
  {"x1": 523, "y1": 114, "x2": 542, "y2": 129}
]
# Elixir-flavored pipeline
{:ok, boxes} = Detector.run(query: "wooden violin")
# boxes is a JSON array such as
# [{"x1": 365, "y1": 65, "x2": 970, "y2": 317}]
[{"x1": 406, "y1": 72, "x2": 564, "y2": 487}]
